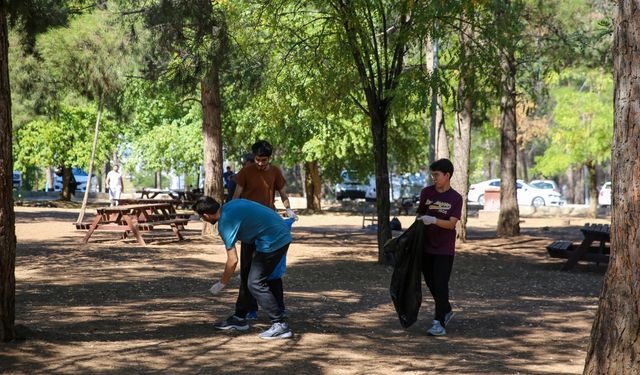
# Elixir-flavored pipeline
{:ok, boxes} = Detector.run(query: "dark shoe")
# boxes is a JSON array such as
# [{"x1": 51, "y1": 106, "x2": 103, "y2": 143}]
[
  {"x1": 245, "y1": 311, "x2": 258, "y2": 320},
  {"x1": 213, "y1": 315, "x2": 249, "y2": 331}
]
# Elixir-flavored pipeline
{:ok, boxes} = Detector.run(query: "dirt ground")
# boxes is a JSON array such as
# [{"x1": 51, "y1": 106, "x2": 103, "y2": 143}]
[{"x1": 0, "y1": 204, "x2": 610, "y2": 374}]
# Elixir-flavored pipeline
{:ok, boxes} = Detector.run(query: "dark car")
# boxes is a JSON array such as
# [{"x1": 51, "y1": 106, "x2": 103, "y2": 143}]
[{"x1": 12, "y1": 171, "x2": 21, "y2": 188}]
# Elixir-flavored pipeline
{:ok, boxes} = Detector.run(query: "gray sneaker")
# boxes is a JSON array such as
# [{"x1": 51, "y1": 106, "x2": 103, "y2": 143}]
[
  {"x1": 427, "y1": 320, "x2": 446, "y2": 336},
  {"x1": 259, "y1": 322, "x2": 293, "y2": 340},
  {"x1": 444, "y1": 310, "x2": 455, "y2": 326}
]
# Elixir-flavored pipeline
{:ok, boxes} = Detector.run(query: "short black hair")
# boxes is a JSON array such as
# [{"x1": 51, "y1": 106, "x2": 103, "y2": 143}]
[
  {"x1": 251, "y1": 140, "x2": 273, "y2": 157},
  {"x1": 430, "y1": 158, "x2": 454, "y2": 177},
  {"x1": 241, "y1": 153, "x2": 254, "y2": 164},
  {"x1": 192, "y1": 196, "x2": 221, "y2": 215}
]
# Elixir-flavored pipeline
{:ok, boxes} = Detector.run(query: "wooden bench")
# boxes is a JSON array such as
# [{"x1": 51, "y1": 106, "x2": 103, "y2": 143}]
[
  {"x1": 137, "y1": 218, "x2": 190, "y2": 230},
  {"x1": 547, "y1": 223, "x2": 610, "y2": 271},
  {"x1": 546, "y1": 240, "x2": 573, "y2": 258}
]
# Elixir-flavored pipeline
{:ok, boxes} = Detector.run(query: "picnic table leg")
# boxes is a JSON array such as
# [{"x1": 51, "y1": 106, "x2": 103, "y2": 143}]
[
  {"x1": 122, "y1": 215, "x2": 146, "y2": 246},
  {"x1": 82, "y1": 215, "x2": 103, "y2": 244},
  {"x1": 562, "y1": 238, "x2": 594, "y2": 271},
  {"x1": 170, "y1": 223, "x2": 184, "y2": 241}
]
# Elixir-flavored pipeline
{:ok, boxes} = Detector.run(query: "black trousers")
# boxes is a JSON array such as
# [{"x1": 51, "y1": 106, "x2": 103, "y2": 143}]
[
  {"x1": 422, "y1": 253, "x2": 454, "y2": 326},
  {"x1": 235, "y1": 243, "x2": 289, "y2": 323}
]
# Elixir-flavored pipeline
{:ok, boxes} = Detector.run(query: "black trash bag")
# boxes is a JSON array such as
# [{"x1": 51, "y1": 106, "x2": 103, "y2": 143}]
[
  {"x1": 384, "y1": 220, "x2": 425, "y2": 328},
  {"x1": 390, "y1": 217, "x2": 402, "y2": 231}
]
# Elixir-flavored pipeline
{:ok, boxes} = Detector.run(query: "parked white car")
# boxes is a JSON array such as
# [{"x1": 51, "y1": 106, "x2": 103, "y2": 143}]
[
  {"x1": 529, "y1": 179, "x2": 560, "y2": 192},
  {"x1": 364, "y1": 173, "x2": 425, "y2": 202},
  {"x1": 598, "y1": 181, "x2": 612, "y2": 206},
  {"x1": 335, "y1": 171, "x2": 368, "y2": 201},
  {"x1": 468, "y1": 178, "x2": 564, "y2": 207}
]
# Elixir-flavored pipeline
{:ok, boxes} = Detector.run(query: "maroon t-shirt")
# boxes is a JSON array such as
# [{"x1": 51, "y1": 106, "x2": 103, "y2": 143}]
[{"x1": 416, "y1": 185, "x2": 463, "y2": 255}]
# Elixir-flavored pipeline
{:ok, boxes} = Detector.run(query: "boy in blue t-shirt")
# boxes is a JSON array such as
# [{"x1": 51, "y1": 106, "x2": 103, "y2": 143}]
[{"x1": 193, "y1": 196, "x2": 293, "y2": 340}]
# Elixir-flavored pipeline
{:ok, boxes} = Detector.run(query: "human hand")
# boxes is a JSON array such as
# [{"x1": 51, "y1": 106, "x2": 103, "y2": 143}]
[
  {"x1": 418, "y1": 215, "x2": 437, "y2": 225},
  {"x1": 285, "y1": 208, "x2": 298, "y2": 221},
  {"x1": 209, "y1": 281, "x2": 226, "y2": 295}
]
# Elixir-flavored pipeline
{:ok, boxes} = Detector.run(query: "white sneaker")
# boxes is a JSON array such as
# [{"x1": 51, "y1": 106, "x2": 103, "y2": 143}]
[
  {"x1": 427, "y1": 320, "x2": 446, "y2": 336},
  {"x1": 259, "y1": 322, "x2": 293, "y2": 340}
]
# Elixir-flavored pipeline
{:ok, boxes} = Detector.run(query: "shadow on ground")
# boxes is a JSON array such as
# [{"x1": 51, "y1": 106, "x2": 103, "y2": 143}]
[{"x1": 1, "y1": 208, "x2": 604, "y2": 374}]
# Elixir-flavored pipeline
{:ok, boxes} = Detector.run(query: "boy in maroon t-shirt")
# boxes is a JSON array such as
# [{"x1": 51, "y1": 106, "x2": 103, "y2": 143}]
[{"x1": 416, "y1": 158, "x2": 463, "y2": 336}]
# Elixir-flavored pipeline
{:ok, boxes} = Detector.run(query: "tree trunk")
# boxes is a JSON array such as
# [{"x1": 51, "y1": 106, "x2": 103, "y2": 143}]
[
  {"x1": 102, "y1": 161, "x2": 110, "y2": 193},
  {"x1": 370, "y1": 105, "x2": 392, "y2": 264},
  {"x1": 565, "y1": 166, "x2": 575, "y2": 204},
  {"x1": 496, "y1": 47, "x2": 520, "y2": 237},
  {"x1": 304, "y1": 161, "x2": 322, "y2": 212},
  {"x1": 451, "y1": 15, "x2": 474, "y2": 242},
  {"x1": 584, "y1": 2, "x2": 640, "y2": 372},
  {"x1": 425, "y1": 37, "x2": 439, "y2": 165},
  {"x1": 587, "y1": 161, "x2": 598, "y2": 218},
  {"x1": 45, "y1": 167, "x2": 53, "y2": 192},
  {"x1": 436, "y1": 102, "x2": 449, "y2": 160},
  {"x1": 61, "y1": 166, "x2": 73, "y2": 201},
  {"x1": 155, "y1": 171, "x2": 161, "y2": 189},
  {"x1": 0, "y1": 5, "x2": 16, "y2": 342},
  {"x1": 201, "y1": 66, "x2": 224, "y2": 236},
  {"x1": 518, "y1": 146, "x2": 528, "y2": 181}
]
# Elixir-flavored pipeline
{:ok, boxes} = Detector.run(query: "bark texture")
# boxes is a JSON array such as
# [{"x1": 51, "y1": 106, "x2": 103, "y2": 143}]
[
  {"x1": 0, "y1": 5, "x2": 16, "y2": 342},
  {"x1": 583, "y1": 1, "x2": 640, "y2": 373},
  {"x1": 451, "y1": 15, "x2": 474, "y2": 242},
  {"x1": 496, "y1": 45, "x2": 520, "y2": 237},
  {"x1": 201, "y1": 66, "x2": 224, "y2": 236},
  {"x1": 304, "y1": 161, "x2": 322, "y2": 212},
  {"x1": 586, "y1": 161, "x2": 598, "y2": 218}
]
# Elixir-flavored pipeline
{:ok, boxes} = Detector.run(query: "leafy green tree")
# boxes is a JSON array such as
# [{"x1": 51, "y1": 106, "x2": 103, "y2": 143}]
[
  {"x1": 533, "y1": 68, "x2": 612, "y2": 217},
  {"x1": 31, "y1": 6, "x2": 138, "y2": 212},
  {"x1": 123, "y1": 1, "x2": 229, "y2": 211}
]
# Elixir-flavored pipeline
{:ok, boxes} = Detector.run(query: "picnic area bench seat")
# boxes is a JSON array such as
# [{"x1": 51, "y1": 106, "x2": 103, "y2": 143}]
[
  {"x1": 137, "y1": 218, "x2": 190, "y2": 231},
  {"x1": 546, "y1": 223, "x2": 610, "y2": 270},
  {"x1": 546, "y1": 240, "x2": 573, "y2": 258}
]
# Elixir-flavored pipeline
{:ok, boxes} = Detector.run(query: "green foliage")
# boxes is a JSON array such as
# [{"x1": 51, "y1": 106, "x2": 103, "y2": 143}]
[
  {"x1": 36, "y1": 6, "x2": 138, "y2": 101},
  {"x1": 127, "y1": 106, "x2": 203, "y2": 176},
  {"x1": 532, "y1": 68, "x2": 612, "y2": 176},
  {"x1": 14, "y1": 102, "x2": 119, "y2": 172}
]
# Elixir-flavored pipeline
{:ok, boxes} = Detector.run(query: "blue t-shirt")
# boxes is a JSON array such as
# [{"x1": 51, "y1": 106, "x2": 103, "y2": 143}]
[{"x1": 218, "y1": 199, "x2": 292, "y2": 253}]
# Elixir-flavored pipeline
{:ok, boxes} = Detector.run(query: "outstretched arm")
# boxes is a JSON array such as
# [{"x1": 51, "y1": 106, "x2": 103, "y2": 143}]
[{"x1": 220, "y1": 246, "x2": 239, "y2": 284}]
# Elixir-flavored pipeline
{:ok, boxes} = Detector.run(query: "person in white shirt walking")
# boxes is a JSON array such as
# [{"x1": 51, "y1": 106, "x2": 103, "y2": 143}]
[{"x1": 105, "y1": 164, "x2": 124, "y2": 206}]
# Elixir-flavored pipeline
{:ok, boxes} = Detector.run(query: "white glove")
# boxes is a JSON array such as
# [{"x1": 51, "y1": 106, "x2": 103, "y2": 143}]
[
  {"x1": 285, "y1": 208, "x2": 298, "y2": 221},
  {"x1": 418, "y1": 215, "x2": 437, "y2": 225},
  {"x1": 209, "y1": 281, "x2": 226, "y2": 295}
]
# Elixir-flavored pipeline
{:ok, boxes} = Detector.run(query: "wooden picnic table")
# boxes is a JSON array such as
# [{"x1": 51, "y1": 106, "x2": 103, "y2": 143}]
[
  {"x1": 546, "y1": 223, "x2": 610, "y2": 270},
  {"x1": 115, "y1": 198, "x2": 194, "y2": 210},
  {"x1": 78, "y1": 203, "x2": 191, "y2": 246},
  {"x1": 137, "y1": 188, "x2": 172, "y2": 199},
  {"x1": 136, "y1": 188, "x2": 202, "y2": 204}
]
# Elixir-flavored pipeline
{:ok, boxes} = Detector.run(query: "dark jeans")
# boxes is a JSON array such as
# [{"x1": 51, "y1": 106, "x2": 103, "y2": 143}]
[
  {"x1": 236, "y1": 242, "x2": 286, "y2": 315},
  {"x1": 422, "y1": 253, "x2": 454, "y2": 326},
  {"x1": 235, "y1": 243, "x2": 289, "y2": 323}
]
